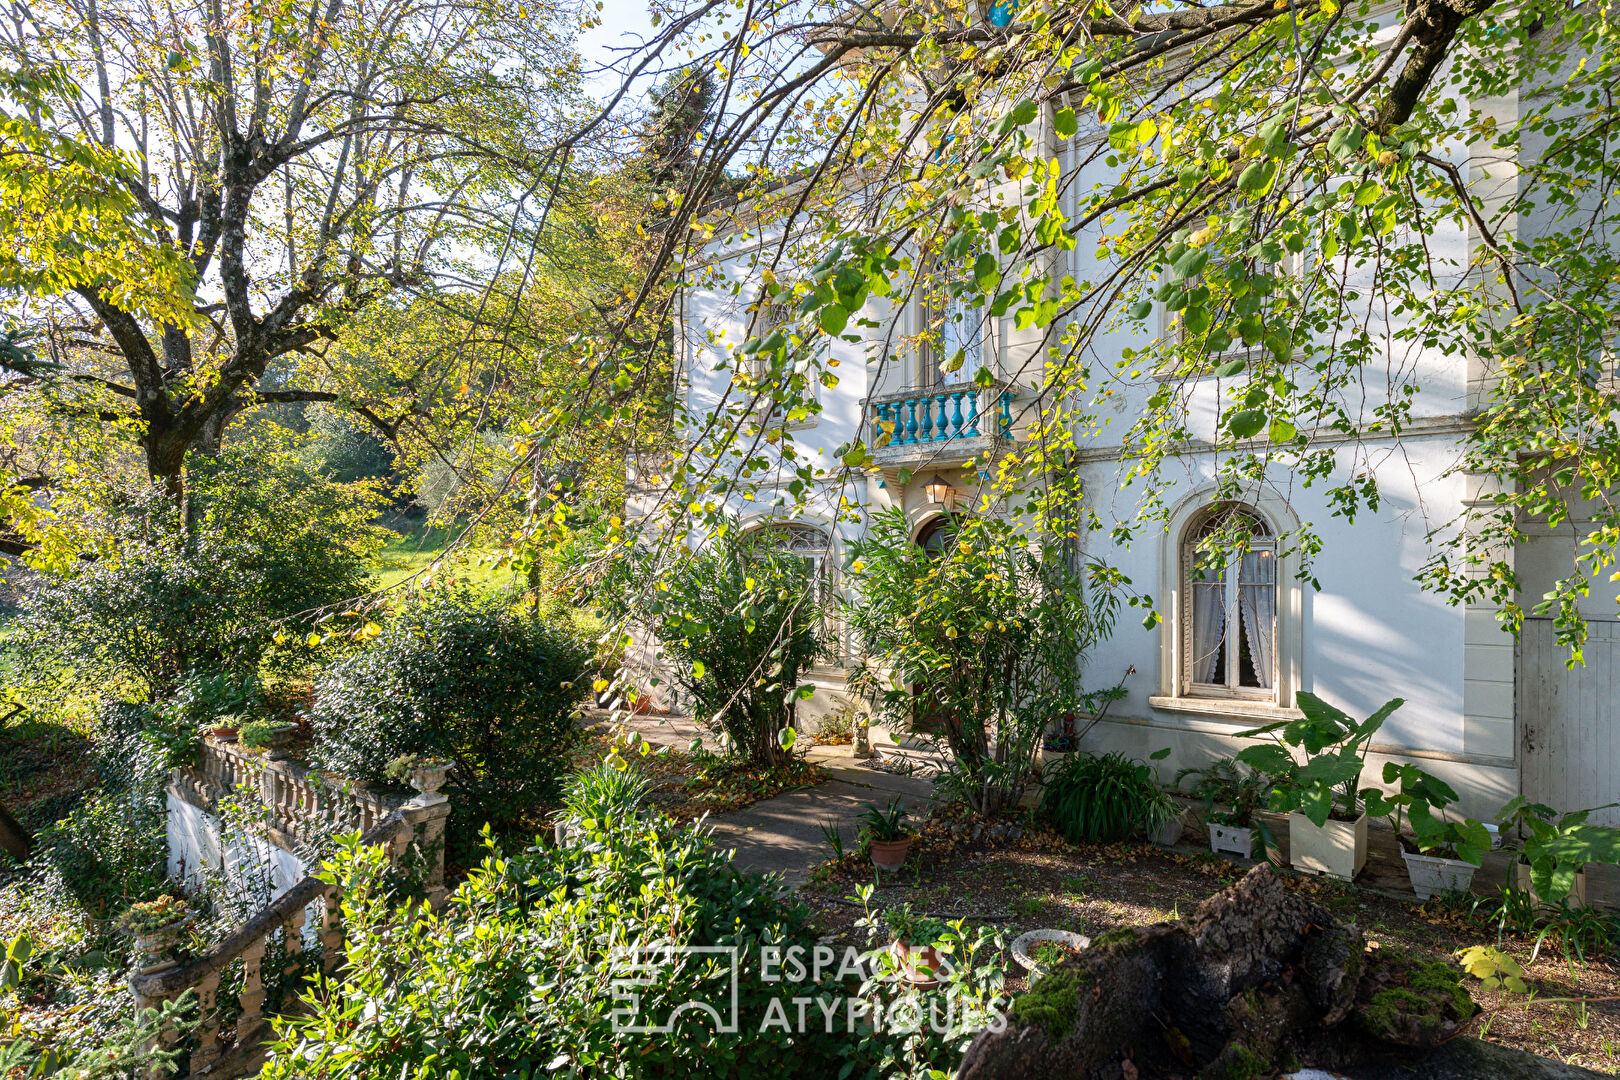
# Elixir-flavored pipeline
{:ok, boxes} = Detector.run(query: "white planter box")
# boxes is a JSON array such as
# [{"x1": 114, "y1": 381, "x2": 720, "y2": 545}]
[
  {"x1": 1207, "y1": 822, "x2": 1255, "y2": 859},
  {"x1": 1402, "y1": 852, "x2": 1478, "y2": 900},
  {"x1": 1512, "y1": 861, "x2": 1588, "y2": 909},
  {"x1": 1288, "y1": 811, "x2": 1367, "y2": 882}
]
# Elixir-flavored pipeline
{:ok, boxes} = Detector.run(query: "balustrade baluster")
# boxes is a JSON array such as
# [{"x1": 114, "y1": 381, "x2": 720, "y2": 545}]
[
  {"x1": 192, "y1": 971, "x2": 223, "y2": 1070},
  {"x1": 966, "y1": 392, "x2": 982, "y2": 436},
  {"x1": 284, "y1": 908, "x2": 307, "y2": 978},
  {"x1": 950, "y1": 392, "x2": 965, "y2": 437},
  {"x1": 237, "y1": 937, "x2": 268, "y2": 1036},
  {"x1": 935, "y1": 394, "x2": 950, "y2": 439},
  {"x1": 918, "y1": 394, "x2": 934, "y2": 441},
  {"x1": 903, "y1": 399, "x2": 918, "y2": 444},
  {"x1": 876, "y1": 401, "x2": 892, "y2": 445},
  {"x1": 998, "y1": 392, "x2": 1013, "y2": 435},
  {"x1": 320, "y1": 890, "x2": 344, "y2": 974}
]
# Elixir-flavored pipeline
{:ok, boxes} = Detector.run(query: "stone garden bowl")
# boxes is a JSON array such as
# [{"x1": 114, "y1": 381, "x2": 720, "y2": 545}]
[{"x1": 1011, "y1": 928, "x2": 1090, "y2": 979}]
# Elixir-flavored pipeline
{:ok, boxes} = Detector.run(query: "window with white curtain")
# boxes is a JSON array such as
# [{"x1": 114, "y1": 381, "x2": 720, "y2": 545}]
[{"x1": 1183, "y1": 505, "x2": 1276, "y2": 699}]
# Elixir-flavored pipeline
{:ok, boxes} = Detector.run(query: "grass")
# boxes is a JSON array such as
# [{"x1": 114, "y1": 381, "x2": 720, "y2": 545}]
[{"x1": 371, "y1": 519, "x2": 523, "y2": 592}]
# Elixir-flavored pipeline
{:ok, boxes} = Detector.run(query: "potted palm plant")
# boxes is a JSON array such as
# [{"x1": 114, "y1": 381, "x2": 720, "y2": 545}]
[
  {"x1": 1495, "y1": 797, "x2": 1620, "y2": 909},
  {"x1": 1237, "y1": 693, "x2": 1403, "y2": 882},
  {"x1": 1177, "y1": 759, "x2": 1272, "y2": 860},
  {"x1": 883, "y1": 904, "x2": 950, "y2": 987},
  {"x1": 860, "y1": 796, "x2": 915, "y2": 871}
]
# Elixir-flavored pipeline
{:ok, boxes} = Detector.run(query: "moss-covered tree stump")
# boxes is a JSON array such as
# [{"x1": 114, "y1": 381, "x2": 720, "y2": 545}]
[{"x1": 959, "y1": 865, "x2": 1600, "y2": 1080}]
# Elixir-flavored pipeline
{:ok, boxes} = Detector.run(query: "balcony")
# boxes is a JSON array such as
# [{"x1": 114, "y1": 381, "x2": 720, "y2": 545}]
[{"x1": 868, "y1": 384, "x2": 1013, "y2": 468}]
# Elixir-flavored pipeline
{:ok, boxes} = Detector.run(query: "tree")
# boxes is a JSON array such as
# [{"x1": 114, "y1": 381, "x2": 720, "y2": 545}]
[{"x1": 0, "y1": 0, "x2": 588, "y2": 500}]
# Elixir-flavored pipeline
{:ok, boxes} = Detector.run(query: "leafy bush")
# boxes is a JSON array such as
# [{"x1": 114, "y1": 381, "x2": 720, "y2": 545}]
[
  {"x1": 653, "y1": 526, "x2": 821, "y2": 766},
  {"x1": 310, "y1": 587, "x2": 588, "y2": 851},
  {"x1": 1041, "y1": 751, "x2": 1176, "y2": 844},
  {"x1": 262, "y1": 797, "x2": 843, "y2": 1080},
  {"x1": 18, "y1": 443, "x2": 387, "y2": 700},
  {"x1": 844, "y1": 507, "x2": 1125, "y2": 817},
  {"x1": 28, "y1": 788, "x2": 167, "y2": 922}
]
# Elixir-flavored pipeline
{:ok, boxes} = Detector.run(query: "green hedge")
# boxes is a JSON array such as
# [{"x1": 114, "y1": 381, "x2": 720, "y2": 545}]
[{"x1": 310, "y1": 589, "x2": 588, "y2": 851}]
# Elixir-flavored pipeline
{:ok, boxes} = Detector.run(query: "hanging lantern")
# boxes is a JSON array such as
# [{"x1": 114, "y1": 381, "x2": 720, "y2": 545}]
[{"x1": 923, "y1": 473, "x2": 956, "y2": 509}]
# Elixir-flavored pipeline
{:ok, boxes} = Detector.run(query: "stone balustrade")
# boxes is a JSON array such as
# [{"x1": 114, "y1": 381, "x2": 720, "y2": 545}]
[
  {"x1": 142, "y1": 739, "x2": 453, "y2": 1077},
  {"x1": 173, "y1": 737, "x2": 401, "y2": 852}
]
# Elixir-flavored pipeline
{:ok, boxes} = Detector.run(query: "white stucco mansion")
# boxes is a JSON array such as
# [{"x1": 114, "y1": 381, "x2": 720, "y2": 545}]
[{"x1": 629, "y1": 15, "x2": 1618, "y2": 828}]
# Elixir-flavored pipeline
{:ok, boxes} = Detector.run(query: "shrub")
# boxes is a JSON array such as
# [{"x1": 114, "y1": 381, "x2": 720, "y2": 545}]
[
  {"x1": 310, "y1": 587, "x2": 589, "y2": 851},
  {"x1": 28, "y1": 788, "x2": 167, "y2": 922},
  {"x1": 1042, "y1": 751, "x2": 1176, "y2": 845},
  {"x1": 18, "y1": 443, "x2": 387, "y2": 700},
  {"x1": 844, "y1": 507, "x2": 1125, "y2": 817},
  {"x1": 262, "y1": 799, "x2": 843, "y2": 1080},
  {"x1": 653, "y1": 526, "x2": 821, "y2": 766}
]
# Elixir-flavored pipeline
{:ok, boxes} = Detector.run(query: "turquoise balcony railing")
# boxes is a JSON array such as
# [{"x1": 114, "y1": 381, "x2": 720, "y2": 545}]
[{"x1": 874, "y1": 388, "x2": 1013, "y2": 447}]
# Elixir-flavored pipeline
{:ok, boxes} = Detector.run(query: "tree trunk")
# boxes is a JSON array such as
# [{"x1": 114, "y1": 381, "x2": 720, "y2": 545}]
[{"x1": 0, "y1": 800, "x2": 32, "y2": 863}]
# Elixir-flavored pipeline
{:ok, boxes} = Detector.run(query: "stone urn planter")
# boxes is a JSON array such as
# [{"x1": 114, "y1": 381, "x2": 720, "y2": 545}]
[
  {"x1": 891, "y1": 939, "x2": 946, "y2": 988},
  {"x1": 405, "y1": 761, "x2": 452, "y2": 798},
  {"x1": 1010, "y1": 929, "x2": 1090, "y2": 982},
  {"x1": 1288, "y1": 811, "x2": 1368, "y2": 882},
  {"x1": 119, "y1": 896, "x2": 192, "y2": 966},
  {"x1": 869, "y1": 837, "x2": 911, "y2": 871},
  {"x1": 1512, "y1": 860, "x2": 1588, "y2": 910},
  {"x1": 1207, "y1": 821, "x2": 1256, "y2": 860},
  {"x1": 1403, "y1": 851, "x2": 1479, "y2": 900}
]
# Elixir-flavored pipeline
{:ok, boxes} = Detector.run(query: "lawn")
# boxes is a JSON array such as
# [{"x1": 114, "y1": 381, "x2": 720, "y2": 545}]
[
  {"x1": 798, "y1": 823, "x2": 1620, "y2": 1074},
  {"x1": 371, "y1": 519, "x2": 524, "y2": 592}
]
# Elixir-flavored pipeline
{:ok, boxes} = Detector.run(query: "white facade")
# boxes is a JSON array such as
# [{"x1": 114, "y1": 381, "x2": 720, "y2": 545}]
[{"x1": 643, "y1": 27, "x2": 1617, "y2": 824}]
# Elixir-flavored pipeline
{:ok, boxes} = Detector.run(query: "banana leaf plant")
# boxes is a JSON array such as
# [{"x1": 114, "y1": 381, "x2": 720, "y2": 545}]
[
  {"x1": 1362, "y1": 762, "x2": 1491, "y2": 865},
  {"x1": 1234, "y1": 692, "x2": 1403, "y2": 827},
  {"x1": 1495, "y1": 796, "x2": 1620, "y2": 905}
]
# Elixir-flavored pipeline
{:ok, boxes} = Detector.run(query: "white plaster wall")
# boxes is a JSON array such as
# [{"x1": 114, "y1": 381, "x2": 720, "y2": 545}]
[{"x1": 167, "y1": 794, "x2": 318, "y2": 942}]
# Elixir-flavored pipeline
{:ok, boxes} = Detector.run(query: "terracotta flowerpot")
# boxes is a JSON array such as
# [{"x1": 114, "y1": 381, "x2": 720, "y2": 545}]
[
  {"x1": 208, "y1": 726, "x2": 238, "y2": 740},
  {"x1": 1208, "y1": 822, "x2": 1255, "y2": 860},
  {"x1": 870, "y1": 837, "x2": 911, "y2": 871},
  {"x1": 1288, "y1": 811, "x2": 1367, "y2": 882},
  {"x1": 891, "y1": 939, "x2": 945, "y2": 987}
]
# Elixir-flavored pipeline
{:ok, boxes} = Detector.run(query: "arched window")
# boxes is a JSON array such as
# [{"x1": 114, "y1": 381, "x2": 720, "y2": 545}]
[
  {"x1": 1183, "y1": 505, "x2": 1276, "y2": 698},
  {"x1": 756, "y1": 521, "x2": 832, "y2": 589}
]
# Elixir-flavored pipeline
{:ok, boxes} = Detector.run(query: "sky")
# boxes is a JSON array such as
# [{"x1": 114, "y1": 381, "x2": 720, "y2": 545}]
[{"x1": 577, "y1": 1, "x2": 659, "y2": 97}]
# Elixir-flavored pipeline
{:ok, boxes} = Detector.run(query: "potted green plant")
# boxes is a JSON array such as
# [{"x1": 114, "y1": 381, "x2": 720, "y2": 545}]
[
  {"x1": 1495, "y1": 796, "x2": 1620, "y2": 909},
  {"x1": 1364, "y1": 763, "x2": 1490, "y2": 899},
  {"x1": 859, "y1": 796, "x2": 914, "y2": 871},
  {"x1": 384, "y1": 753, "x2": 454, "y2": 797},
  {"x1": 237, "y1": 719, "x2": 297, "y2": 754},
  {"x1": 118, "y1": 895, "x2": 190, "y2": 960},
  {"x1": 1177, "y1": 758, "x2": 1273, "y2": 860},
  {"x1": 1010, "y1": 928, "x2": 1090, "y2": 981},
  {"x1": 1237, "y1": 693, "x2": 1403, "y2": 882},
  {"x1": 883, "y1": 904, "x2": 949, "y2": 987}
]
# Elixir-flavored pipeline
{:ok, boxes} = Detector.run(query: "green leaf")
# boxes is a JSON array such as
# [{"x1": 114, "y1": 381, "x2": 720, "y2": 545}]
[
  {"x1": 819, "y1": 304, "x2": 849, "y2": 336},
  {"x1": 1012, "y1": 99, "x2": 1039, "y2": 126},
  {"x1": 1129, "y1": 299, "x2": 1153, "y2": 321},
  {"x1": 1211, "y1": 357, "x2": 1246, "y2": 377},
  {"x1": 973, "y1": 252, "x2": 999, "y2": 292},
  {"x1": 1054, "y1": 107, "x2": 1078, "y2": 138},
  {"x1": 1269, "y1": 417, "x2": 1298, "y2": 443},
  {"x1": 1227, "y1": 408, "x2": 1267, "y2": 439},
  {"x1": 779, "y1": 725, "x2": 798, "y2": 749}
]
